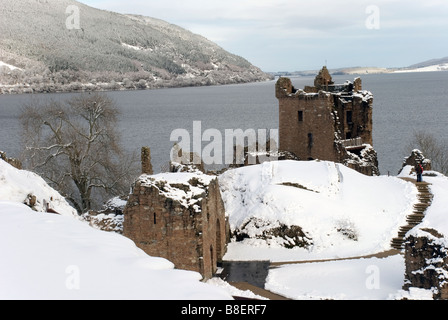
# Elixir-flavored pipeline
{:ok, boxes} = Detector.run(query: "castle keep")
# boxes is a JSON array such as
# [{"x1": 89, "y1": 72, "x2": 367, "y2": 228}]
[{"x1": 276, "y1": 67, "x2": 379, "y2": 175}]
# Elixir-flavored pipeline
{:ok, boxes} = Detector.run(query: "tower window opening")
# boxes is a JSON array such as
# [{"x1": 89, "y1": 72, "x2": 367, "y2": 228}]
[{"x1": 346, "y1": 110, "x2": 353, "y2": 124}]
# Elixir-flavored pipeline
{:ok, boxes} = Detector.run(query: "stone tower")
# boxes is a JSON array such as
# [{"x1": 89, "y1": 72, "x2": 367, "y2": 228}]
[
  {"x1": 123, "y1": 165, "x2": 229, "y2": 280},
  {"x1": 276, "y1": 67, "x2": 378, "y2": 175}
]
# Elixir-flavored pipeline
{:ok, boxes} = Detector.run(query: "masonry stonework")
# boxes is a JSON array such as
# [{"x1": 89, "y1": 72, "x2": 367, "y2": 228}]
[
  {"x1": 123, "y1": 166, "x2": 228, "y2": 280},
  {"x1": 276, "y1": 67, "x2": 378, "y2": 175},
  {"x1": 403, "y1": 229, "x2": 448, "y2": 300}
]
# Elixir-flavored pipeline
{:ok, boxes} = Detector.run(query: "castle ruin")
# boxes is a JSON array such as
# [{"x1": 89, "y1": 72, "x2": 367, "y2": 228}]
[
  {"x1": 276, "y1": 67, "x2": 379, "y2": 175},
  {"x1": 123, "y1": 149, "x2": 229, "y2": 280}
]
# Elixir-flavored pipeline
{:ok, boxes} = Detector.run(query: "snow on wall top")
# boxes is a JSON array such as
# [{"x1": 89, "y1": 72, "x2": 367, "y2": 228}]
[{"x1": 137, "y1": 168, "x2": 217, "y2": 212}]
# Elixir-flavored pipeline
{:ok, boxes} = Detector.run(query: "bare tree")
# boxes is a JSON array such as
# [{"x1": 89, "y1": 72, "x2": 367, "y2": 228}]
[
  {"x1": 20, "y1": 93, "x2": 138, "y2": 213},
  {"x1": 406, "y1": 131, "x2": 448, "y2": 175}
]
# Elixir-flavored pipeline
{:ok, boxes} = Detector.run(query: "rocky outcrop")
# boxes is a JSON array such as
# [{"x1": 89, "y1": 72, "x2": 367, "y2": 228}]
[{"x1": 233, "y1": 217, "x2": 312, "y2": 249}]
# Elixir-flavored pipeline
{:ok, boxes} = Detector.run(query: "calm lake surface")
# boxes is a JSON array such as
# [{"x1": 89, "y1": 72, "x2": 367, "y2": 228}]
[{"x1": 1, "y1": 71, "x2": 448, "y2": 175}]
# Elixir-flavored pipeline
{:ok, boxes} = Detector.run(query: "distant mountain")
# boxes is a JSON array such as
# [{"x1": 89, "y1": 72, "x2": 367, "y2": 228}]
[
  {"x1": 270, "y1": 67, "x2": 390, "y2": 77},
  {"x1": 270, "y1": 57, "x2": 448, "y2": 77},
  {"x1": 407, "y1": 56, "x2": 448, "y2": 69},
  {"x1": 0, "y1": 0, "x2": 272, "y2": 94}
]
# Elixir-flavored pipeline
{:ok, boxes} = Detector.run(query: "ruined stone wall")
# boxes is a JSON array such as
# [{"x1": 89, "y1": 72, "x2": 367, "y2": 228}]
[
  {"x1": 124, "y1": 182, "x2": 201, "y2": 273},
  {"x1": 403, "y1": 229, "x2": 448, "y2": 300},
  {"x1": 141, "y1": 147, "x2": 153, "y2": 175},
  {"x1": 275, "y1": 72, "x2": 377, "y2": 175},
  {"x1": 402, "y1": 149, "x2": 432, "y2": 172},
  {"x1": 333, "y1": 93, "x2": 373, "y2": 145},
  {"x1": 123, "y1": 176, "x2": 227, "y2": 280},
  {"x1": 199, "y1": 179, "x2": 229, "y2": 278},
  {"x1": 276, "y1": 81, "x2": 339, "y2": 162}
]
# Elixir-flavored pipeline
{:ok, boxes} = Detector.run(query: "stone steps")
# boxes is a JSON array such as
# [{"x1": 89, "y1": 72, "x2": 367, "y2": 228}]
[{"x1": 390, "y1": 180, "x2": 433, "y2": 250}]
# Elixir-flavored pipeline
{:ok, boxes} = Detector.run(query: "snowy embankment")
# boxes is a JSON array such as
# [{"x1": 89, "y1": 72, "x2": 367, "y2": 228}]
[
  {"x1": 3, "y1": 154, "x2": 448, "y2": 300},
  {"x1": 260, "y1": 164, "x2": 448, "y2": 300},
  {"x1": 0, "y1": 159, "x2": 78, "y2": 217},
  {"x1": 0, "y1": 159, "x2": 231, "y2": 300},
  {"x1": 220, "y1": 160, "x2": 418, "y2": 262},
  {"x1": 217, "y1": 160, "x2": 425, "y2": 300}
]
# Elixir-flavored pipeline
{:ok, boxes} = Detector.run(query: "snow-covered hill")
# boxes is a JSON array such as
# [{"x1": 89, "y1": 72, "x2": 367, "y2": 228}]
[
  {"x1": 220, "y1": 160, "x2": 418, "y2": 262},
  {"x1": 394, "y1": 64, "x2": 448, "y2": 73},
  {"x1": 0, "y1": 158, "x2": 78, "y2": 217},
  {"x1": 218, "y1": 161, "x2": 448, "y2": 300},
  {"x1": 0, "y1": 0, "x2": 271, "y2": 94},
  {"x1": 0, "y1": 158, "x2": 231, "y2": 300},
  {"x1": 3, "y1": 155, "x2": 448, "y2": 300}
]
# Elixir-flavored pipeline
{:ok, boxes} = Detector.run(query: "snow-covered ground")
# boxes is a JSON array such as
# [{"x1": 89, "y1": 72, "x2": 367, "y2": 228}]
[
  {"x1": 220, "y1": 160, "x2": 417, "y2": 262},
  {"x1": 265, "y1": 165, "x2": 448, "y2": 300},
  {"x1": 218, "y1": 161, "x2": 448, "y2": 300},
  {"x1": 0, "y1": 159, "x2": 78, "y2": 217},
  {"x1": 0, "y1": 61, "x2": 22, "y2": 71},
  {"x1": 394, "y1": 64, "x2": 448, "y2": 73},
  {"x1": 2, "y1": 157, "x2": 448, "y2": 300},
  {"x1": 0, "y1": 159, "x2": 232, "y2": 300}
]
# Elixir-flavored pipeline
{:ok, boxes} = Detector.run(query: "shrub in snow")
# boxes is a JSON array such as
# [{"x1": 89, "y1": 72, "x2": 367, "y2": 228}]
[{"x1": 335, "y1": 219, "x2": 359, "y2": 241}]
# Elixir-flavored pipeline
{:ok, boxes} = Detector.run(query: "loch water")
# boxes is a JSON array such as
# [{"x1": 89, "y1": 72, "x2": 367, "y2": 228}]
[{"x1": 1, "y1": 71, "x2": 448, "y2": 176}]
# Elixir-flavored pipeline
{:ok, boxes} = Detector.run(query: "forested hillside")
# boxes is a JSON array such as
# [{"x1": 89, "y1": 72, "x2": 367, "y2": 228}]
[{"x1": 0, "y1": 0, "x2": 271, "y2": 93}]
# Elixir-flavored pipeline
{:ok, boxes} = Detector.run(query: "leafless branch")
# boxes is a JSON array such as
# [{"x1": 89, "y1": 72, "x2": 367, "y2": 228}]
[{"x1": 20, "y1": 93, "x2": 139, "y2": 214}]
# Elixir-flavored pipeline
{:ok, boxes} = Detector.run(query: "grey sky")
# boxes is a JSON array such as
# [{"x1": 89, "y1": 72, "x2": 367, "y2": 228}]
[{"x1": 77, "y1": 0, "x2": 448, "y2": 72}]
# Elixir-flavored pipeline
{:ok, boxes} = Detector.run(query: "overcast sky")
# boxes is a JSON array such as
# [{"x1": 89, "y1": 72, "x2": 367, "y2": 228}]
[{"x1": 77, "y1": 0, "x2": 448, "y2": 72}]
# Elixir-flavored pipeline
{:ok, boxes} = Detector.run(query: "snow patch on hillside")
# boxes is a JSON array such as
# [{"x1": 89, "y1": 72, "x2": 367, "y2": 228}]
[
  {"x1": 0, "y1": 201, "x2": 231, "y2": 300},
  {"x1": 0, "y1": 61, "x2": 22, "y2": 71},
  {"x1": 220, "y1": 160, "x2": 418, "y2": 262},
  {"x1": 0, "y1": 159, "x2": 78, "y2": 217},
  {"x1": 395, "y1": 64, "x2": 448, "y2": 73},
  {"x1": 0, "y1": 159, "x2": 232, "y2": 300}
]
